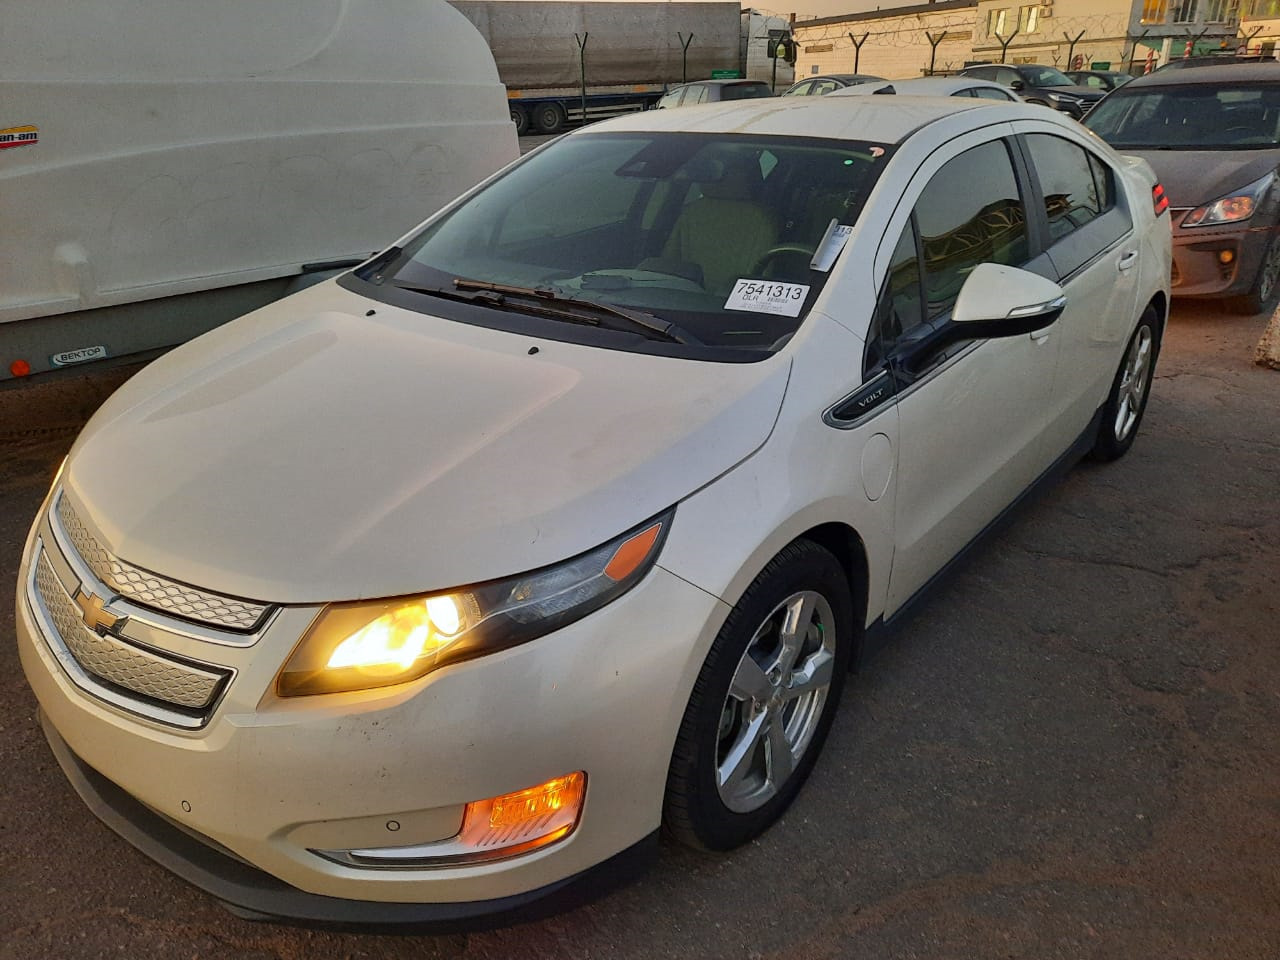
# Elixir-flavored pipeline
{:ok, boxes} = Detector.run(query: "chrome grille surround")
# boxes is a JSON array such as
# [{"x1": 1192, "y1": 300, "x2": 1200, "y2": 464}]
[
  {"x1": 55, "y1": 494, "x2": 272, "y2": 632},
  {"x1": 27, "y1": 541, "x2": 234, "y2": 730}
]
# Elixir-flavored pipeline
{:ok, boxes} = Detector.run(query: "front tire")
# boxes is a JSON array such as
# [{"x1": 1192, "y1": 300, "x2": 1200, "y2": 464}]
[
  {"x1": 1090, "y1": 305, "x2": 1160, "y2": 462},
  {"x1": 1230, "y1": 230, "x2": 1280, "y2": 315},
  {"x1": 664, "y1": 540, "x2": 853, "y2": 851}
]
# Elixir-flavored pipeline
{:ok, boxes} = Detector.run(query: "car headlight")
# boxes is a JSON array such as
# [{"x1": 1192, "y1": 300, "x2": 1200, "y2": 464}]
[
  {"x1": 1047, "y1": 92, "x2": 1080, "y2": 104},
  {"x1": 275, "y1": 509, "x2": 673, "y2": 697},
  {"x1": 1181, "y1": 172, "x2": 1276, "y2": 228}
]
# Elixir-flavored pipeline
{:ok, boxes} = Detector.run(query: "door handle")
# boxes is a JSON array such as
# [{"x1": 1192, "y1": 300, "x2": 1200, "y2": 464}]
[{"x1": 1117, "y1": 250, "x2": 1139, "y2": 273}]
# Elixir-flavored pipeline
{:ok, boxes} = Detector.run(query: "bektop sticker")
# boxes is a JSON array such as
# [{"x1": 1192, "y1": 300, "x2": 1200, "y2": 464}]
[{"x1": 0, "y1": 125, "x2": 39, "y2": 150}]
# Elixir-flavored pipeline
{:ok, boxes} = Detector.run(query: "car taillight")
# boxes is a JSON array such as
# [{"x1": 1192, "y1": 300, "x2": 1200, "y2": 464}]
[{"x1": 1153, "y1": 183, "x2": 1170, "y2": 216}]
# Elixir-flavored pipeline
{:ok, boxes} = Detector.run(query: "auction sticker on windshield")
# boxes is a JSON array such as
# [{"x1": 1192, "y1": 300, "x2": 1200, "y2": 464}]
[{"x1": 724, "y1": 279, "x2": 810, "y2": 317}]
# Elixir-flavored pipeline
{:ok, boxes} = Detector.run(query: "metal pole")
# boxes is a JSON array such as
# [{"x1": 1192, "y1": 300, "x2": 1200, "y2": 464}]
[
  {"x1": 997, "y1": 27, "x2": 1020, "y2": 64},
  {"x1": 678, "y1": 32, "x2": 693, "y2": 84},
  {"x1": 925, "y1": 31, "x2": 948, "y2": 76},
  {"x1": 848, "y1": 32, "x2": 869, "y2": 73},
  {"x1": 1063, "y1": 29, "x2": 1086, "y2": 71},
  {"x1": 575, "y1": 32, "x2": 588, "y2": 127}
]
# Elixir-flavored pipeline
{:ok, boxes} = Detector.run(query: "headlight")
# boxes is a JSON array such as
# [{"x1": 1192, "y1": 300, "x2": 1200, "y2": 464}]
[
  {"x1": 275, "y1": 509, "x2": 673, "y2": 697},
  {"x1": 1047, "y1": 92, "x2": 1079, "y2": 104},
  {"x1": 1181, "y1": 172, "x2": 1276, "y2": 228}
]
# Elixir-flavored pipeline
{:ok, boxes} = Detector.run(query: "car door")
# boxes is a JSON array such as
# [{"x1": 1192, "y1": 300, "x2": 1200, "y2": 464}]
[
  {"x1": 868, "y1": 130, "x2": 1064, "y2": 613},
  {"x1": 1013, "y1": 126, "x2": 1139, "y2": 457}
]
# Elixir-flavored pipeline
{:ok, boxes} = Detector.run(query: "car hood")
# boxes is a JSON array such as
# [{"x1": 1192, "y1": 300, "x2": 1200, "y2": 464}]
[
  {"x1": 63, "y1": 283, "x2": 790, "y2": 603},
  {"x1": 1120, "y1": 149, "x2": 1280, "y2": 208},
  {"x1": 1048, "y1": 84, "x2": 1105, "y2": 100}
]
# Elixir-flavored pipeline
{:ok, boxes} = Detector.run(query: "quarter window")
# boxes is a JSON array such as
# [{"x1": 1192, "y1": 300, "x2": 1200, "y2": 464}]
[
  {"x1": 1023, "y1": 134, "x2": 1113, "y2": 242},
  {"x1": 866, "y1": 220, "x2": 924, "y2": 372},
  {"x1": 914, "y1": 140, "x2": 1030, "y2": 319}
]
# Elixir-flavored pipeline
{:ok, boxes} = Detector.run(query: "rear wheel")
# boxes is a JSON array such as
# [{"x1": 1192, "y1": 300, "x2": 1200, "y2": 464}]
[
  {"x1": 664, "y1": 540, "x2": 853, "y2": 851},
  {"x1": 533, "y1": 102, "x2": 566, "y2": 134},
  {"x1": 1090, "y1": 305, "x2": 1160, "y2": 462},
  {"x1": 510, "y1": 104, "x2": 530, "y2": 136}
]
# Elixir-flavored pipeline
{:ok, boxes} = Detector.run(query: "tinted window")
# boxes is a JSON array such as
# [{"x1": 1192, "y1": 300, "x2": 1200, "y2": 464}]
[
  {"x1": 972, "y1": 86, "x2": 1014, "y2": 100},
  {"x1": 722, "y1": 83, "x2": 773, "y2": 101},
  {"x1": 866, "y1": 221, "x2": 924, "y2": 373},
  {"x1": 995, "y1": 66, "x2": 1021, "y2": 86},
  {"x1": 1024, "y1": 134, "x2": 1111, "y2": 241},
  {"x1": 915, "y1": 140, "x2": 1029, "y2": 319},
  {"x1": 965, "y1": 65, "x2": 996, "y2": 81},
  {"x1": 1020, "y1": 65, "x2": 1073, "y2": 87}
]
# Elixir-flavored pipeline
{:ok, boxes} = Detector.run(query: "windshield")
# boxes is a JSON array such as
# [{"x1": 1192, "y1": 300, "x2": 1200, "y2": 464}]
[
  {"x1": 370, "y1": 132, "x2": 892, "y2": 355},
  {"x1": 1085, "y1": 82, "x2": 1280, "y2": 150},
  {"x1": 1023, "y1": 66, "x2": 1074, "y2": 87}
]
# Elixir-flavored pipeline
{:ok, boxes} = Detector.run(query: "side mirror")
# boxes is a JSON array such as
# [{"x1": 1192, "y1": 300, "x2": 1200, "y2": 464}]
[
  {"x1": 952, "y1": 263, "x2": 1065, "y2": 335},
  {"x1": 1009, "y1": 79, "x2": 1026, "y2": 91},
  {"x1": 895, "y1": 264, "x2": 1065, "y2": 372}
]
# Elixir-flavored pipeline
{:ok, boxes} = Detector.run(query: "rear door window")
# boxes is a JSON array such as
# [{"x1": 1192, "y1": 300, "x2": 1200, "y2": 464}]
[{"x1": 1021, "y1": 133, "x2": 1131, "y2": 278}]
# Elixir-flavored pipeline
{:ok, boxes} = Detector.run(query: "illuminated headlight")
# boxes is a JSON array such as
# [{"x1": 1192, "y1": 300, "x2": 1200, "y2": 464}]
[
  {"x1": 275, "y1": 510, "x2": 673, "y2": 697},
  {"x1": 1181, "y1": 172, "x2": 1275, "y2": 228}
]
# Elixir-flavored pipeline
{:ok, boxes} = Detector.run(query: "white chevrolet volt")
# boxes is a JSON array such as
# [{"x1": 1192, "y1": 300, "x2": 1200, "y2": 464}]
[{"x1": 16, "y1": 96, "x2": 1171, "y2": 928}]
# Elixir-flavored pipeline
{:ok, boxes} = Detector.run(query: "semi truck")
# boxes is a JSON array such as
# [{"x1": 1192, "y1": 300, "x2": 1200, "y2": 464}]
[
  {"x1": 448, "y1": 1, "x2": 753, "y2": 134},
  {"x1": 0, "y1": 0, "x2": 519, "y2": 383}
]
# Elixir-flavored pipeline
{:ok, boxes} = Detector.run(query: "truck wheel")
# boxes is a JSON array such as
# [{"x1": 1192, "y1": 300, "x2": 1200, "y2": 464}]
[
  {"x1": 533, "y1": 102, "x2": 566, "y2": 134},
  {"x1": 510, "y1": 104, "x2": 530, "y2": 137}
]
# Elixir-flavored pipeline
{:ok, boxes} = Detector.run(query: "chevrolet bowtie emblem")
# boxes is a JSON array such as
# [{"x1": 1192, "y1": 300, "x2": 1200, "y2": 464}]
[{"x1": 74, "y1": 588, "x2": 124, "y2": 635}]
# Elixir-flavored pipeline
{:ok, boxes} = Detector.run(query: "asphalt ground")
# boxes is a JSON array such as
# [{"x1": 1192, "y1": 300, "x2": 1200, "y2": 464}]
[{"x1": 1, "y1": 300, "x2": 1278, "y2": 959}]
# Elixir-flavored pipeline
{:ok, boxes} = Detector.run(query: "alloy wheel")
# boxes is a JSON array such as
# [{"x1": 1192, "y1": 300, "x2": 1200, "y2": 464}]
[
  {"x1": 1114, "y1": 324, "x2": 1153, "y2": 442},
  {"x1": 715, "y1": 591, "x2": 837, "y2": 814}
]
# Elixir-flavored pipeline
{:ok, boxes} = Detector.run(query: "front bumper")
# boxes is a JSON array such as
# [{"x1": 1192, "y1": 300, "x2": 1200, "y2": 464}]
[
  {"x1": 1169, "y1": 217, "x2": 1271, "y2": 299},
  {"x1": 37, "y1": 710, "x2": 657, "y2": 931},
  {"x1": 17, "y1": 497, "x2": 729, "y2": 922}
]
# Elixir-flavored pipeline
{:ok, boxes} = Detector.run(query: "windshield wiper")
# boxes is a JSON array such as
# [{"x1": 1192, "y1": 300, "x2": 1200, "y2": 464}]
[
  {"x1": 453, "y1": 278, "x2": 699, "y2": 345},
  {"x1": 390, "y1": 281, "x2": 601, "y2": 329}
]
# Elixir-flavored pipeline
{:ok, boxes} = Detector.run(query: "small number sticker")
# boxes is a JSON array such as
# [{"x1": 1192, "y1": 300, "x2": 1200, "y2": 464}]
[{"x1": 723, "y1": 279, "x2": 811, "y2": 317}]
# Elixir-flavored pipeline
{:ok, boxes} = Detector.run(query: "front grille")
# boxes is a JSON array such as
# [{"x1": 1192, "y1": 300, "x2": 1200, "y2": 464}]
[
  {"x1": 56, "y1": 495, "x2": 271, "y2": 632},
  {"x1": 31, "y1": 546, "x2": 232, "y2": 727}
]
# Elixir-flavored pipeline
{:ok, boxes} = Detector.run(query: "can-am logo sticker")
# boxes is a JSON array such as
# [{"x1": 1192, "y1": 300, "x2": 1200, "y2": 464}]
[{"x1": 0, "y1": 125, "x2": 39, "y2": 149}]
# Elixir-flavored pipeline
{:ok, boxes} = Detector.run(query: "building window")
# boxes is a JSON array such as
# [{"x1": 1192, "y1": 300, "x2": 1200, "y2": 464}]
[
  {"x1": 1142, "y1": 0, "x2": 1168, "y2": 21},
  {"x1": 1171, "y1": 0, "x2": 1200, "y2": 22},
  {"x1": 987, "y1": 7, "x2": 1010, "y2": 37},
  {"x1": 1019, "y1": 4, "x2": 1040, "y2": 33},
  {"x1": 1203, "y1": 0, "x2": 1240, "y2": 21},
  {"x1": 1241, "y1": 0, "x2": 1280, "y2": 17}
]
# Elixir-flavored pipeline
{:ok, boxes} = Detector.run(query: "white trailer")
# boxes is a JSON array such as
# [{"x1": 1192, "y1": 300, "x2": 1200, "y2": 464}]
[{"x1": 0, "y1": 0, "x2": 519, "y2": 382}]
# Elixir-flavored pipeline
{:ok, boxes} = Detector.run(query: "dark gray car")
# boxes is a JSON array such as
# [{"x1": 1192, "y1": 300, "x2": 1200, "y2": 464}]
[
  {"x1": 959, "y1": 63, "x2": 1104, "y2": 118},
  {"x1": 1084, "y1": 63, "x2": 1280, "y2": 313}
]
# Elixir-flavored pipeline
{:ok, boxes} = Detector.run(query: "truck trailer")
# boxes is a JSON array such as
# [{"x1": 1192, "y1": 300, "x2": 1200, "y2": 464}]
[
  {"x1": 448, "y1": 1, "x2": 746, "y2": 134},
  {"x1": 0, "y1": 0, "x2": 519, "y2": 383}
]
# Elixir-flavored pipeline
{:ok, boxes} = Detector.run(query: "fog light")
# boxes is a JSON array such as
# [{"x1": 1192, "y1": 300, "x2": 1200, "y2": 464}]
[
  {"x1": 1219, "y1": 249, "x2": 1235, "y2": 264},
  {"x1": 316, "y1": 772, "x2": 587, "y2": 868},
  {"x1": 460, "y1": 772, "x2": 586, "y2": 854}
]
